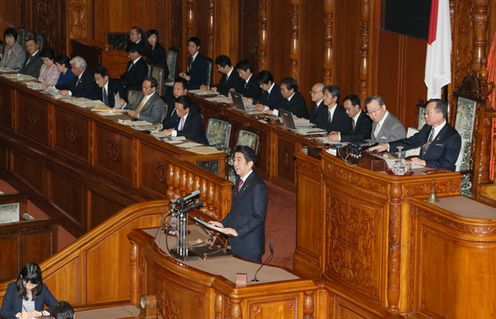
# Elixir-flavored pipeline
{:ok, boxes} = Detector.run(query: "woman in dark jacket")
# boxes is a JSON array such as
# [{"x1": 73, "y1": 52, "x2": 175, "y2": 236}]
[
  {"x1": 146, "y1": 29, "x2": 166, "y2": 68},
  {"x1": 0, "y1": 263, "x2": 57, "y2": 319}
]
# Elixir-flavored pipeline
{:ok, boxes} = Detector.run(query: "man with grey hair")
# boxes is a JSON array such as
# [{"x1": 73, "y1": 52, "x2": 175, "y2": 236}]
[
  {"x1": 59, "y1": 56, "x2": 99, "y2": 99},
  {"x1": 365, "y1": 95, "x2": 405, "y2": 143}
]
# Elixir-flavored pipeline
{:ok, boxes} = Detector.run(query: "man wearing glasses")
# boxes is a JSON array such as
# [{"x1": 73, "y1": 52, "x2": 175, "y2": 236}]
[
  {"x1": 328, "y1": 94, "x2": 372, "y2": 142},
  {"x1": 309, "y1": 82, "x2": 328, "y2": 129},
  {"x1": 365, "y1": 95, "x2": 405, "y2": 143}
]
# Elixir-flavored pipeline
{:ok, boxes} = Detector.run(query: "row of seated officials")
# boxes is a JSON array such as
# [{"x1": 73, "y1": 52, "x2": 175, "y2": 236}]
[
  {"x1": 0, "y1": 263, "x2": 74, "y2": 319},
  {"x1": 0, "y1": 25, "x2": 461, "y2": 171}
]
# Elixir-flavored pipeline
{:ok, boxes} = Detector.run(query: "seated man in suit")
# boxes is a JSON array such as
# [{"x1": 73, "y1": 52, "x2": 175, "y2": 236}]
[
  {"x1": 321, "y1": 85, "x2": 352, "y2": 133},
  {"x1": 158, "y1": 95, "x2": 208, "y2": 144},
  {"x1": 255, "y1": 70, "x2": 283, "y2": 111},
  {"x1": 121, "y1": 43, "x2": 148, "y2": 99},
  {"x1": 94, "y1": 66, "x2": 123, "y2": 107},
  {"x1": 119, "y1": 77, "x2": 166, "y2": 123},
  {"x1": 178, "y1": 36, "x2": 210, "y2": 90},
  {"x1": 369, "y1": 99, "x2": 461, "y2": 171},
  {"x1": 236, "y1": 60, "x2": 261, "y2": 101},
  {"x1": 328, "y1": 94, "x2": 372, "y2": 142},
  {"x1": 59, "y1": 56, "x2": 99, "y2": 100},
  {"x1": 308, "y1": 82, "x2": 327, "y2": 129},
  {"x1": 19, "y1": 38, "x2": 43, "y2": 78},
  {"x1": 365, "y1": 95, "x2": 406, "y2": 143},
  {"x1": 264, "y1": 77, "x2": 308, "y2": 119},
  {"x1": 209, "y1": 145, "x2": 268, "y2": 262},
  {"x1": 211, "y1": 55, "x2": 243, "y2": 96}
]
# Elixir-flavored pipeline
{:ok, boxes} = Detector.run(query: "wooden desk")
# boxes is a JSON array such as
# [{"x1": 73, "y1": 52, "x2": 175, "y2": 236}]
[
  {"x1": 190, "y1": 94, "x2": 324, "y2": 190},
  {"x1": 71, "y1": 38, "x2": 128, "y2": 78},
  {"x1": 128, "y1": 227, "x2": 318, "y2": 319},
  {"x1": 0, "y1": 77, "x2": 232, "y2": 236},
  {"x1": 294, "y1": 149, "x2": 462, "y2": 317},
  {"x1": 408, "y1": 196, "x2": 496, "y2": 318}
]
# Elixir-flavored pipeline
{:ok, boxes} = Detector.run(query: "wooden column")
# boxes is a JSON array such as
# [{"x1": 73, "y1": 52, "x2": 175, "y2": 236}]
[
  {"x1": 323, "y1": 0, "x2": 335, "y2": 85},
  {"x1": 303, "y1": 290, "x2": 315, "y2": 319},
  {"x1": 185, "y1": 0, "x2": 194, "y2": 39},
  {"x1": 130, "y1": 241, "x2": 139, "y2": 305},
  {"x1": 207, "y1": 0, "x2": 215, "y2": 60},
  {"x1": 289, "y1": 0, "x2": 300, "y2": 79},
  {"x1": 387, "y1": 185, "x2": 402, "y2": 312},
  {"x1": 359, "y1": 0, "x2": 370, "y2": 104},
  {"x1": 258, "y1": 0, "x2": 269, "y2": 70}
]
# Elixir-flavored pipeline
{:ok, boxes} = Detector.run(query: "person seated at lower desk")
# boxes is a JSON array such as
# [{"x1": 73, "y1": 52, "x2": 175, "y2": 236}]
[
  {"x1": 261, "y1": 76, "x2": 309, "y2": 119},
  {"x1": 209, "y1": 145, "x2": 268, "y2": 263},
  {"x1": 328, "y1": 94, "x2": 372, "y2": 143},
  {"x1": 59, "y1": 56, "x2": 99, "y2": 100},
  {"x1": 0, "y1": 263, "x2": 57, "y2": 319},
  {"x1": 157, "y1": 95, "x2": 208, "y2": 144},
  {"x1": 368, "y1": 98, "x2": 461, "y2": 171},
  {"x1": 48, "y1": 301, "x2": 74, "y2": 319},
  {"x1": 94, "y1": 65, "x2": 123, "y2": 107},
  {"x1": 118, "y1": 77, "x2": 166, "y2": 123},
  {"x1": 255, "y1": 70, "x2": 283, "y2": 112}
]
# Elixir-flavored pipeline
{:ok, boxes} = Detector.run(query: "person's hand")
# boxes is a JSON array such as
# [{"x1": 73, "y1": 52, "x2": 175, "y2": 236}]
[
  {"x1": 263, "y1": 109, "x2": 273, "y2": 115},
  {"x1": 179, "y1": 72, "x2": 190, "y2": 81},
  {"x1": 222, "y1": 227, "x2": 238, "y2": 236},
  {"x1": 127, "y1": 110, "x2": 137, "y2": 118},
  {"x1": 246, "y1": 98, "x2": 253, "y2": 104},
  {"x1": 119, "y1": 98, "x2": 126, "y2": 108},
  {"x1": 368, "y1": 143, "x2": 388, "y2": 152},
  {"x1": 156, "y1": 129, "x2": 173, "y2": 137},
  {"x1": 210, "y1": 86, "x2": 217, "y2": 92},
  {"x1": 208, "y1": 221, "x2": 223, "y2": 228},
  {"x1": 200, "y1": 84, "x2": 209, "y2": 91},
  {"x1": 409, "y1": 157, "x2": 426, "y2": 166},
  {"x1": 255, "y1": 103, "x2": 265, "y2": 111},
  {"x1": 59, "y1": 90, "x2": 69, "y2": 96},
  {"x1": 327, "y1": 132, "x2": 339, "y2": 141}
]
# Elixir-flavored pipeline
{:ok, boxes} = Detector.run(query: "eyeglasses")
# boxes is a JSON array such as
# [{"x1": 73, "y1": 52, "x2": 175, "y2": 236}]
[{"x1": 367, "y1": 106, "x2": 382, "y2": 116}]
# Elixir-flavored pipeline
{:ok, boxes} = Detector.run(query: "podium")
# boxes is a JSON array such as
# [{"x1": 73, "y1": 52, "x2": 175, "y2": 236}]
[{"x1": 71, "y1": 38, "x2": 128, "y2": 77}]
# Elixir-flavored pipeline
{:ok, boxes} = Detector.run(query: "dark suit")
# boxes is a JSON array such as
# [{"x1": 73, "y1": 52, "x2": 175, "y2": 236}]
[
  {"x1": 240, "y1": 75, "x2": 262, "y2": 101},
  {"x1": 0, "y1": 282, "x2": 57, "y2": 319},
  {"x1": 389, "y1": 123, "x2": 461, "y2": 171},
  {"x1": 125, "y1": 92, "x2": 166, "y2": 123},
  {"x1": 278, "y1": 91, "x2": 309, "y2": 119},
  {"x1": 66, "y1": 70, "x2": 99, "y2": 100},
  {"x1": 309, "y1": 100, "x2": 328, "y2": 130},
  {"x1": 99, "y1": 78, "x2": 123, "y2": 107},
  {"x1": 163, "y1": 109, "x2": 208, "y2": 144},
  {"x1": 121, "y1": 57, "x2": 148, "y2": 93},
  {"x1": 222, "y1": 171, "x2": 268, "y2": 262},
  {"x1": 340, "y1": 111, "x2": 372, "y2": 142},
  {"x1": 258, "y1": 83, "x2": 283, "y2": 109},
  {"x1": 127, "y1": 39, "x2": 148, "y2": 56},
  {"x1": 322, "y1": 105, "x2": 352, "y2": 133},
  {"x1": 217, "y1": 69, "x2": 244, "y2": 96},
  {"x1": 19, "y1": 51, "x2": 43, "y2": 78},
  {"x1": 187, "y1": 53, "x2": 210, "y2": 90}
]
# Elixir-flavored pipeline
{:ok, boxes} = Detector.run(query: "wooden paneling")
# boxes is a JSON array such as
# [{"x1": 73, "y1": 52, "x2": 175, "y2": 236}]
[
  {"x1": 0, "y1": 0, "x2": 21, "y2": 32},
  {"x1": 16, "y1": 93, "x2": 50, "y2": 146},
  {"x1": 54, "y1": 107, "x2": 91, "y2": 163},
  {"x1": 238, "y1": 0, "x2": 259, "y2": 70},
  {"x1": 11, "y1": 151, "x2": 44, "y2": 196},
  {"x1": 275, "y1": 135, "x2": 296, "y2": 188},
  {"x1": 0, "y1": 237, "x2": 19, "y2": 281},
  {"x1": 0, "y1": 84, "x2": 13, "y2": 129},
  {"x1": 88, "y1": 190, "x2": 126, "y2": 228},
  {"x1": 268, "y1": 0, "x2": 292, "y2": 81}
]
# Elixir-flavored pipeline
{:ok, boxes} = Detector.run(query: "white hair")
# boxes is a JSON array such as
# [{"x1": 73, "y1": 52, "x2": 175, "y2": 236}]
[{"x1": 69, "y1": 56, "x2": 87, "y2": 69}]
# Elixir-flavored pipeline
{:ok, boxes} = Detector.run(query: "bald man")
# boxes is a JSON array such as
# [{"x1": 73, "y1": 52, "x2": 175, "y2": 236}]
[{"x1": 309, "y1": 82, "x2": 327, "y2": 129}]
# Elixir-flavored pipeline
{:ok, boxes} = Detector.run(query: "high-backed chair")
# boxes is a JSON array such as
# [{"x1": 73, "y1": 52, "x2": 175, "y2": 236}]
[
  {"x1": 17, "y1": 28, "x2": 25, "y2": 46},
  {"x1": 36, "y1": 34, "x2": 44, "y2": 51},
  {"x1": 236, "y1": 129, "x2": 260, "y2": 155},
  {"x1": 127, "y1": 90, "x2": 141, "y2": 106},
  {"x1": 150, "y1": 65, "x2": 165, "y2": 96},
  {"x1": 205, "y1": 58, "x2": 213, "y2": 88},
  {"x1": 206, "y1": 118, "x2": 231, "y2": 149},
  {"x1": 165, "y1": 47, "x2": 178, "y2": 86}
]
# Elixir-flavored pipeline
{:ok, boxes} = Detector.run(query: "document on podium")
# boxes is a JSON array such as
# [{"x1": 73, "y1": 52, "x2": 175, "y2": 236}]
[{"x1": 191, "y1": 217, "x2": 227, "y2": 235}]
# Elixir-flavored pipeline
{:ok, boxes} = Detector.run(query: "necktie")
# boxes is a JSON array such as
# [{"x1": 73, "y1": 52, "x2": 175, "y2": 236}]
[
  {"x1": 188, "y1": 56, "x2": 193, "y2": 71},
  {"x1": 135, "y1": 97, "x2": 147, "y2": 114},
  {"x1": 103, "y1": 87, "x2": 108, "y2": 105},
  {"x1": 178, "y1": 116, "x2": 186, "y2": 131},
  {"x1": 26, "y1": 55, "x2": 33, "y2": 66},
  {"x1": 352, "y1": 118, "x2": 356, "y2": 131},
  {"x1": 421, "y1": 128, "x2": 435, "y2": 155},
  {"x1": 328, "y1": 109, "x2": 333, "y2": 124},
  {"x1": 127, "y1": 62, "x2": 133, "y2": 71},
  {"x1": 75, "y1": 77, "x2": 81, "y2": 87},
  {"x1": 374, "y1": 123, "x2": 381, "y2": 138},
  {"x1": 237, "y1": 179, "x2": 244, "y2": 192},
  {"x1": 244, "y1": 81, "x2": 248, "y2": 89}
]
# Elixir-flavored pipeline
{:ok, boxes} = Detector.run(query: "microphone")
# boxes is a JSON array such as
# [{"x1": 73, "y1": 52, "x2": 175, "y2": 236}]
[
  {"x1": 174, "y1": 189, "x2": 200, "y2": 204},
  {"x1": 177, "y1": 200, "x2": 204, "y2": 214},
  {"x1": 251, "y1": 241, "x2": 274, "y2": 282}
]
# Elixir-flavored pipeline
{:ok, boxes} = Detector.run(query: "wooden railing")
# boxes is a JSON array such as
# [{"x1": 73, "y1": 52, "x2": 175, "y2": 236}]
[{"x1": 0, "y1": 200, "x2": 166, "y2": 307}]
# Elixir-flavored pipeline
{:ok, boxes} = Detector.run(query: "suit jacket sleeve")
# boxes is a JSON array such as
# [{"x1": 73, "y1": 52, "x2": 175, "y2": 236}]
[
  {"x1": 176, "y1": 112, "x2": 208, "y2": 144},
  {"x1": 0, "y1": 282, "x2": 18, "y2": 318},
  {"x1": 222, "y1": 182, "x2": 267, "y2": 238},
  {"x1": 39, "y1": 284, "x2": 57, "y2": 311},
  {"x1": 341, "y1": 115, "x2": 372, "y2": 142},
  {"x1": 425, "y1": 132, "x2": 461, "y2": 170},
  {"x1": 189, "y1": 55, "x2": 209, "y2": 88},
  {"x1": 138, "y1": 97, "x2": 165, "y2": 123},
  {"x1": 389, "y1": 124, "x2": 431, "y2": 151}
]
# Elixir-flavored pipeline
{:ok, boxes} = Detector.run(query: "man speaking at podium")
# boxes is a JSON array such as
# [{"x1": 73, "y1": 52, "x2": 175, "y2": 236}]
[{"x1": 209, "y1": 145, "x2": 268, "y2": 262}]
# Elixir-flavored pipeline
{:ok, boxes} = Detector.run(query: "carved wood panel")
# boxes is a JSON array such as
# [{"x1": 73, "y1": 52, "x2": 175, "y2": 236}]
[
  {"x1": 0, "y1": 84, "x2": 12, "y2": 129},
  {"x1": 11, "y1": 151, "x2": 44, "y2": 196},
  {"x1": 16, "y1": 94, "x2": 50, "y2": 146},
  {"x1": 54, "y1": 107, "x2": 90, "y2": 163},
  {"x1": 239, "y1": 0, "x2": 260, "y2": 70}
]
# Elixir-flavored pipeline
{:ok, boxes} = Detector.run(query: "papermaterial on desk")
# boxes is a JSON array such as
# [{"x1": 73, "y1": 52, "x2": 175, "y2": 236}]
[
  {"x1": 206, "y1": 96, "x2": 232, "y2": 103},
  {"x1": 177, "y1": 142, "x2": 204, "y2": 148},
  {"x1": 187, "y1": 146, "x2": 224, "y2": 155},
  {"x1": 117, "y1": 119, "x2": 151, "y2": 126},
  {"x1": 25, "y1": 82, "x2": 45, "y2": 90},
  {"x1": 0, "y1": 67, "x2": 15, "y2": 73},
  {"x1": 190, "y1": 89, "x2": 219, "y2": 97},
  {"x1": 64, "y1": 97, "x2": 105, "y2": 108},
  {"x1": 1, "y1": 73, "x2": 38, "y2": 82}
]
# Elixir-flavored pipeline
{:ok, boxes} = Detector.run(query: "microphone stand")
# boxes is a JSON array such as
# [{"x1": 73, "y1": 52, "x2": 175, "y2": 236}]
[{"x1": 251, "y1": 242, "x2": 274, "y2": 282}]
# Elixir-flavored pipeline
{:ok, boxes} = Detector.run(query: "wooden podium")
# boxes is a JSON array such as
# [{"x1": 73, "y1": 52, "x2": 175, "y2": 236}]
[
  {"x1": 71, "y1": 38, "x2": 128, "y2": 77},
  {"x1": 294, "y1": 149, "x2": 462, "y2": 316}
]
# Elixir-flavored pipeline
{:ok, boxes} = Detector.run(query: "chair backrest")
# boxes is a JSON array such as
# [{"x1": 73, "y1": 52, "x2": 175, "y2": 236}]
[
  {"x1": 405, "y1": 127, "x2": 420, "y2": 157},
  {"x1": 454, "y1": 96, "x2": 477, "y2": 173},
  {"x1": 206, "y1": 118, "x2": 231, "y2": 148},
  {"x1": 165, "y1": 47, "x2": 178, "y2": 85},
  {"x1": 127, "y1": 90, "x2": 141, "y2": 105},
  {"x1": 205, "y1": 58, "x2": 212, "y2": 88},
  {"x1": 107, "y1": 33, "x2": 129, "y2": 51},
  {"x1": 36, "y1": 34, "x2": 44, "y2": 51},
  {"x1": 236, "y1": 129, "x2": 260, "y2": 155},
  {"x1": 17, "y1": 28, "x2": 25, "y2": 46},
  {"x1": 150, "y1": 65, "x2": 165, "y2": 96}
]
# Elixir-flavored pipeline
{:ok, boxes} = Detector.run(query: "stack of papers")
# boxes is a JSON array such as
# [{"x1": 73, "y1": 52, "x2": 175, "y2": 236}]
[
  {"x1": 0, "y1": 67, "x2": 15, "y2": 73},
  {"x1": 25, "y1": 82, "x2": 45, "y2": 90},
  {"x1": 62, "y1": 97, "x2": 105, "y2": 108},
  {"x1": 205, "y1": 96, "x2": 232, "y2": 103},
  {"x1": 190, "y1": 89, "x2": 219, "y2": 97},
  {"x1": 1, "y1": 73, "x2": 38, "y2": 82},
  {"x1": 177, "y1": 142, "x2": 203, "y2": 148},
  {"x1": 187, "y1": 146, "x2": 224, "y2": 155}
]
